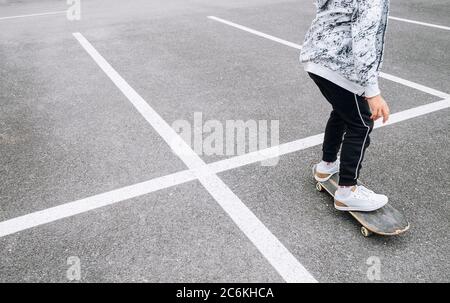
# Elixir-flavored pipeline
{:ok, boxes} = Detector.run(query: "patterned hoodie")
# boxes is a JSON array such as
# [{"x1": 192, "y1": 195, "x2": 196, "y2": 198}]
[{"x1": 300, "y1": 0, "x2": 390, "y2": 97}]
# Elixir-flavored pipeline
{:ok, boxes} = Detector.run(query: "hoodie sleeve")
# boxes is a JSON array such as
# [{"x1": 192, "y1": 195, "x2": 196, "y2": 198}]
[{"x1": 351, "y1": 0, "x2": 387, "y2": 98}]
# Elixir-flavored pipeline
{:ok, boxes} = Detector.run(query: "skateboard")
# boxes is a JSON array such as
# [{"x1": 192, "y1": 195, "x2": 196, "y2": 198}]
[{"x1": 313, "y1": 166, "x2": 410, "y2": 237}]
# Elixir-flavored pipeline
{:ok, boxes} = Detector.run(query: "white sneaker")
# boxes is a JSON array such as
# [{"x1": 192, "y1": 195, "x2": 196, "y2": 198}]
[
  {"x1": 334, "y1": 185, "x2": 388, "y2": 212},
  {"x1": 313, "y1": 160, "x2": 340, "y2": 182}
]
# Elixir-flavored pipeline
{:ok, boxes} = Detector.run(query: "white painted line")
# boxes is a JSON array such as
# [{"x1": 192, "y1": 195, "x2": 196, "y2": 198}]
[
  {"x1": 389, "y1": 16, "x2": 450, "y2": 31},
  {"x1": 382, "y1": 72, "x2": 449, "y2": 98},
  {"x1": 374, "y1": 98, "x2": 450, "y2": 128},
  {"x1": 0, "y1": 170, "x2": 196, "y2": 238},
  {"x1": 380, "y1": 72, "x2": 450, "y2": 98},
  {"x1": 209, "y1": 98, "x2": 450, "y2": 171},
  {"x1": 72, "y1": 32, "x2": 316, "y2": 283},
  {"x1": 208, "y1": 16, "x2": 303, "y2": 50},
  {"x1": 379, "y1": 72, "x2": 449, "y2": 99},
  {"x1": 208, "y1": 134, "x2": 324, "y2": 174},
  {"x1": 208, "y1": 16, "x2": 450, "y2": 99},
  {"x1": 0, "y1": 11, "x2": 66, "y2": 21}
]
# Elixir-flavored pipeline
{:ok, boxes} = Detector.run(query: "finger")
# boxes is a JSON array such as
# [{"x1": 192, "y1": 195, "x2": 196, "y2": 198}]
[
  {"x1": 372, "y1": 108, "x2": 380, "y2": 120},
  {"x1": 376, "y1": 110, "x2": 383, "y2": 121},
  {"x1": 370, "y1": 108, "x2": 377, "y2": 120},
  {"x1": 382, "y1": 108, "x2": 389, "y2": 123}
]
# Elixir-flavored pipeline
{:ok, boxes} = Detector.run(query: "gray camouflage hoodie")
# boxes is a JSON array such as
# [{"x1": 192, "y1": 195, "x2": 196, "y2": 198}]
[{"x1": 300, "y1": 0, "x2": 390, "y2": 97}]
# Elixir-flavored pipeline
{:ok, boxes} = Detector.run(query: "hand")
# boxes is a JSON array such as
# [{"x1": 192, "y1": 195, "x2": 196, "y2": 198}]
[{"x1": 365, "y1": 95, "x2": 390, "y2": 123}]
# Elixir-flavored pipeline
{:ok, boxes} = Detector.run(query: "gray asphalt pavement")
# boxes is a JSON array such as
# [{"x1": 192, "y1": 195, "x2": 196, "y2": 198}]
[{"x1": 0, "y1": 0, "x2": 449, "y2": 283}]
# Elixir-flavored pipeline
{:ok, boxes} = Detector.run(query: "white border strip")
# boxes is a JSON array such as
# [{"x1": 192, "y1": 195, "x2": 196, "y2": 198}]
[
  {"x1": 208, "y1": 16, "x2": 450, "y2": 99},
  {"x1": 389, "y1": 16, "x2": 450, "y2": 31},
  {"x1": 72, "y1": 32, "x2": 317, "y2": 283},
  {"x1": 0, "y1": 11, "x2": 66, "y2": 21}
]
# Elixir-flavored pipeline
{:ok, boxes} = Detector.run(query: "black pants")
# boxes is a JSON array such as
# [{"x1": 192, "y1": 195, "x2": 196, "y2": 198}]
[{"x1": 309, "y1": 73, "x2": 374, "y2": 186}]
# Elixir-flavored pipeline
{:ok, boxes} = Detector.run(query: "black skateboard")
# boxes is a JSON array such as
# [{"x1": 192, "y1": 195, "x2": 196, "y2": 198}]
[{"x1": 313, "y1": 166, "x2": 410, "y2": 237}]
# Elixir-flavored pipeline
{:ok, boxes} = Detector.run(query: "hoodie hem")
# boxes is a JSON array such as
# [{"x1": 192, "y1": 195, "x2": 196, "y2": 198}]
[{"x1": 304, "y1": 62, "x2": 365, "y2": 96}]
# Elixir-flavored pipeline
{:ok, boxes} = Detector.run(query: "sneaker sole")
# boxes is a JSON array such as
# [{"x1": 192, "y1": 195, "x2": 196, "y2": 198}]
[
  {"x1": 312, "y1": 165, "x2": 338, "y2": 182},
  {"x1": 334, "y1": 200, "x2": 388, "y2": 212}
]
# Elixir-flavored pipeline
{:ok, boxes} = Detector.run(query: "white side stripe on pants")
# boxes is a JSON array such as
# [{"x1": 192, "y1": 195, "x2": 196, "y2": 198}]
[{"x1": 353, "y1": 94, "x2": 371, "y2": 180}]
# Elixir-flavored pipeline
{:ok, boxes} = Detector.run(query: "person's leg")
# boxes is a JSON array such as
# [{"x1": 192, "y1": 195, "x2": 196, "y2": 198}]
[
  {"x1": 308, "y1": 73, "x2": 346, "y2": 163},
  {"x1": 308, "y1": 73, "x2": 386, "y2": 211},
  {"x1": 308, "y1": 73, "x2": 373, "y2": 185},
  {"x1": 313, "y1": 110, "x2": 345, "y2": 182},
  {"x1": 338, "y1": 94, "x2": 374, "y2": 186},
  {"x1": 322, "y1": 110, "x2": 346, "y2": 163},
  {"x1": 335, "y1": 103, "x2": 387, "y2": 212}
]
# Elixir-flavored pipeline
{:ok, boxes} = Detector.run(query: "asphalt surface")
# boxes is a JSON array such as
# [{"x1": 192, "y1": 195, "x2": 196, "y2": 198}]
[{"x1": 0, "y1": 0, "x2": 449, "y2": 282}]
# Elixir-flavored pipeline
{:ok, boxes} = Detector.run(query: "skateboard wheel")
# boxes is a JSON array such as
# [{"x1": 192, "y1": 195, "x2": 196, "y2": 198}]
[
  {"x1": 360, "y1": 227, "x2": 372, "y2": 237},
  {"x1": 315, "y1": 182, "x2": 323, "y2": 192}
]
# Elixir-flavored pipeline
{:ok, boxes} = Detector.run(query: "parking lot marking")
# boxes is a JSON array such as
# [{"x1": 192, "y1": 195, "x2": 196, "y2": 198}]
[
  {"x1": 1, "y1": 96, "x2": 448, "y2": 242},
  {"x1": 209, "y1": 98, "x2": 450, "y2": 170},
  {"x1": 1, "y1": 12, "x2": 447, "y2": 282},
  {"x1": 73, "y1": 32, "x2": 317, "y2": 283},
  {"x1": 208, "y1": 16, "x2": 449, "y2": 98},
  {"x1": 207, "y1": 16, "x2": 302, "y2": 49},
  {"x1": 373, "y1": 98, "x2": 450, "y2": 127},
  {"x1": 389, "y1": 16, "x2": 450, "y2": 31},
  {"x1": 0, "y1": 170, "x2": 196, "y2": 238},
  {"x1": 379, "y1": 72, "x2": 449, "y2": 99},
  {"x1": 0, "y1": 11, "x2": 66, "y2": 21},
  {"x1": 208, "y1": 134, "x2": 324, "y2": 173}
]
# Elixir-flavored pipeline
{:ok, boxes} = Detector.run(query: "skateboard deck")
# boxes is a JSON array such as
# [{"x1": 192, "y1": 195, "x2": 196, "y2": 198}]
[{"x1": 314, "y1": 168, "x2": 410, "y2": 237}]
